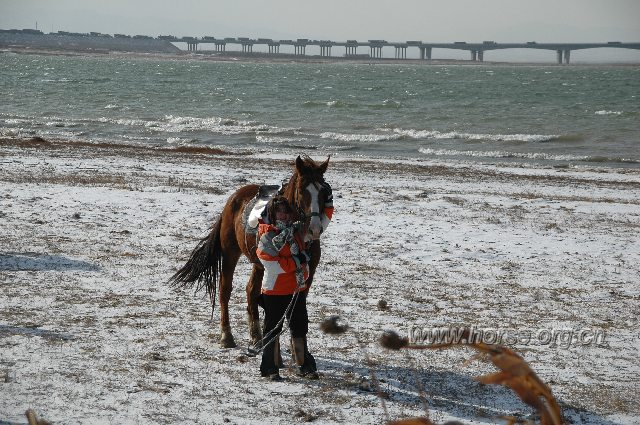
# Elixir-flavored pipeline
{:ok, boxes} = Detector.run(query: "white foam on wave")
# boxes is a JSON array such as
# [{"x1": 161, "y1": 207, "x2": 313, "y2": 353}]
[
  {"x1": 419, "y1": 147, "x2": 587, "y2": 162},
  {"x1": 3, "y1": 118, "x2": 29, "y2": 125},
  {"x1": 255, "y1": 135, "x2": 309, "y2": 145},
  {"x1": 40, "y1": 78, "x2": 72, "y2": 83},
  {"x1": 319, "y1": 131, "x2": 403, "y2": 143},
  {"x1": 381, "y1": 99, "x2": 401, "y2": 107},
  {"x1": 92, "y1": 115, "x2": 295, "y2": 137},
  {"x1": 392, "y1": 128, "x2": 558, "y2": 143},
  {"x1": 98, "y1": 117, "x2": 147, "y2": 126},
  {"x1": 159, "y1": 115, "x2": 297, "y2": 135},
  {"x1": 594, "y1": 110, "x2": 623, "y2": 116},
  {"x1": 0, "y1": 127, "x2": 21, "y2": 136}
]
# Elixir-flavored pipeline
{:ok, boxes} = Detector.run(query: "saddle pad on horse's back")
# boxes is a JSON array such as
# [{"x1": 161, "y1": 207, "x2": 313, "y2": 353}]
[{"x1": 243, "y1": 184, "x2": 282, "y2": 233}]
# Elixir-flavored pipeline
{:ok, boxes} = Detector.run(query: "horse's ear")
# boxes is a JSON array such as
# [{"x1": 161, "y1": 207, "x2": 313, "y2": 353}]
[
  {"x1": 320, "y1": 156, "x2": 330, "y2": 174},
  {"x1": 295, "y1": 155, "x2": 306, "y2": 174}
]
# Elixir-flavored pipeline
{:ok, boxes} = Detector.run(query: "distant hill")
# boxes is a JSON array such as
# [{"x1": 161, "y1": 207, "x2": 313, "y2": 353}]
[{"x1": 0, "y1": 31, "x2": 181, "y2": 54}]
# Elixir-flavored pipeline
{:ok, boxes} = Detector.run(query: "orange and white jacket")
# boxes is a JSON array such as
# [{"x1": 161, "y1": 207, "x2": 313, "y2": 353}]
[{"x1": 257, "y1": 223, "x2": 309, "y2": 295}]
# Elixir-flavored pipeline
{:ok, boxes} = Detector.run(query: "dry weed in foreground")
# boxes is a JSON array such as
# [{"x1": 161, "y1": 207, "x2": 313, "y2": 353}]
[
  {"x1": 380, "y1": 330, "x2": 564, "y2": 425},
  {"x1": 25, "y1": 409, "x2": 52, "y2": 425},
  {"x1": 320, "y1": 316, "x2": 349, "y2": 334}
]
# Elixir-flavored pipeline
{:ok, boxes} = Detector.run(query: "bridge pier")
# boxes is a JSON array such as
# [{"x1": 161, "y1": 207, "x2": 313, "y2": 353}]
[
  {"x1": 394, "y1": 46, "x2": 407, "y2": 59},
  {"x1": 242, "y1": 43, "x2": 253, "y2": 53},
  {"x1": 345, "y1": 45, "x2": 358, "y2": 56},
  {"x1": 419, "y1": 47, "x2": 432, "y2": 60},
  {"x1": 320, "y1": 45, "x2": 332, "y2": 57},
  {"x1": 470, "y1": 50, "x2": 477, "y2": 61},
  {"x1": 556, "y1": 49, "x2": 571, "y2": 64},
  {"x1": 294, "y1": 45, "x2": 306, "y2": 55},
  {"x1": 478, "y1": 50, "x2": 484, "y2": 61},
  {"x1": 370, "y1": 46, "x2": 383, "y2": 58},
  {"x1": 268, "y1": 44, "x2": 280, "y2": 54},
  {"x1": 187, "y1": 42, "x2": 198, "y2": 52},
  {"x1": 215, "y1": 42, "x2": 226, "y2": 52}
]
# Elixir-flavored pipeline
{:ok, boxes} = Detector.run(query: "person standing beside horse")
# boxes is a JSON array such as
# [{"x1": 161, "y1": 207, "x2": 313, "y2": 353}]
[
  {"x1": 170, "y1": 156, "x2": 333, "y2": 350},
  {"x1": 256, "y1": 196, "x2": 319, "y2": 381}
]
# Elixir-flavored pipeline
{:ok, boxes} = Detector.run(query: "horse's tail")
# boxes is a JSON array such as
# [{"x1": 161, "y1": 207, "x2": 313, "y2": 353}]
[{"x1": 169, "y1": 217, "x2": 223, "y2": 310}]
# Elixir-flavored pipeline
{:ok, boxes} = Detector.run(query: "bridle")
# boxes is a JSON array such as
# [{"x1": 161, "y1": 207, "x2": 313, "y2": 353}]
[{"x1": 293, "y1": 180, "x2": 326, "y2": 240}]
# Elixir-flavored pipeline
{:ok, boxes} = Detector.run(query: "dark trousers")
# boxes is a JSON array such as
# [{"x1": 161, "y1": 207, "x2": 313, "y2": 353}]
[{"x1": 260, "y1": 292, "x2": 315, "y2": 375}]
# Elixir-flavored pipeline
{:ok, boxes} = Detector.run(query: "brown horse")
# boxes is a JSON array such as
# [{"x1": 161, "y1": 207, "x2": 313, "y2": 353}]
[{"x1": 170, "y1": 156, "x2": 332, "y2": 348}]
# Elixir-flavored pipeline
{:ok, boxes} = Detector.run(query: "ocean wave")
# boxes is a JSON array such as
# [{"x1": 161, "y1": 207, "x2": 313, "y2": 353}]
[
  {"x1": 393, "y1": 128, "x2": 559, "y2": 143},
  {"x1": 40, "y1": 78, "x2": 73, "y2": 83},
  {"x1": 159, "y1": 115, "x2": 296, "y2": 135},
  {"x1": 319, "y1": 131, "x2": 403, "y2": 143},
  {"x1": 303, "y1": 100, "x2": 354, "y2": 108},
  {"x1": 45, "y1": 121, "x2": 69, "y2": 128},
  {"x1": 3, "y1": 118, "x2": 30, "y2": 125},
  {"x1": 418, "y1": 147, "x2": 639, "y2": 164},
  {"x1": 374, "y1": 99, "x2": 402, "y2": 109},
  {"x1": 325, "y1": 145, "x2": 358, "y2": 151},
  {"x1": 419, "y1": 147, "x2": 576, "y2": 161},
  {"x1": 0, "y1": 127, "x2": 22, "y2": 136},
  {"x1": 594, "y1": 110, "x2": 623, "y2": 116},
  {"x1": 166, "y1": 137, "x2": 186, "y2": 144},
  {"x1": 255, "y1": 135, "x2": 309, "y2": 145},
  {"x1": 97, "y1": 117, "x2": 147, "y2": 127},
  {"x1": 89, "y1": 115, "x2": 296, "y2": 137}
]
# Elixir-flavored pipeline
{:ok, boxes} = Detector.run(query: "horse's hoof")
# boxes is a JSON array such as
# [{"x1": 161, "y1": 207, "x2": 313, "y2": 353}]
[
  {"x1": 220, "y1": 338, "x2": 237, "y2": 349},
  {"x1": 220, "y1": 332, "x2": 237, "y2": 348},
  {"x1": 248, "y1": 319, "x2": 262, "y2": 345},
  {"x1": 220, "y1": 340, "x2": 238, "y2": 348}
]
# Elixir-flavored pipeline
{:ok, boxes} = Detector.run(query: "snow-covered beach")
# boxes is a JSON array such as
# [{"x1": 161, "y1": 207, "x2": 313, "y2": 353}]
[{"x1": 1, "y1": 137, "x2": 639, "y2": 424}]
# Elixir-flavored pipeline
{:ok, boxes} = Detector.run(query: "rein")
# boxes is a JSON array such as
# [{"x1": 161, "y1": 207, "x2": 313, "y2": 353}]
[{"x1": 246, "y1": 282, "x2": 304, "y2": 357}]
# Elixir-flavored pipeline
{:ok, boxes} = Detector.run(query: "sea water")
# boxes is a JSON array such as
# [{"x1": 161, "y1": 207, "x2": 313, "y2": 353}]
[{"x1": 1, "y1": 53, "x2": 639, "y2": 168}]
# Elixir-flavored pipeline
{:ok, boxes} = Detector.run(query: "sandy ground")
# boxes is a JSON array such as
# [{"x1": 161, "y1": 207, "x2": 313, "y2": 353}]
[{"x1": 0, "y1": 137, "x2": 639, "y2": 424}]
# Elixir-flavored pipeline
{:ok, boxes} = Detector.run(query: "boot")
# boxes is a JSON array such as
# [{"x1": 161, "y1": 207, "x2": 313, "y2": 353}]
[
  {"x1": 260, "y1": 336, "x2": 281, "y2": 378},
  {"x1": 291, "y1": 337, "x2": 318, "y2": 379}
]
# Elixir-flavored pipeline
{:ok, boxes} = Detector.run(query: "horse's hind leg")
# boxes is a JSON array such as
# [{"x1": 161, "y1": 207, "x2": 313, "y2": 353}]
[
  {"x1": 219, "y1": 250, "x2": 241, "y2": 348},
  {"x1": 246, "y1": 264, "x2": 264, "y2": 346}
]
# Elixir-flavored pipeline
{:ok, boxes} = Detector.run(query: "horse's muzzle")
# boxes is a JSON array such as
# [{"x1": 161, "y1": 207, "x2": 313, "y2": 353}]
[{"x1": 308, "y1": 218, "x2": 323, "y2": 240}]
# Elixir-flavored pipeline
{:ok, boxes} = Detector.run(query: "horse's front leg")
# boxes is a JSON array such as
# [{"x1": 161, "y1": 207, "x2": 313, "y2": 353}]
[
  {"x1": 305, "y1": 240, "x2": 322, "y2": 290},
  {"x1": 219, "y1": 251, "x2": 240, "y2": 348},
  {"x1": 246, "y1": 264, "x2": 264, "y2": 346}
]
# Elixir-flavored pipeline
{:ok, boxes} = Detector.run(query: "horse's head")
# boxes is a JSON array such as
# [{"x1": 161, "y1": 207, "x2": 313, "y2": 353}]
[{"x1": 291, "y1": 155, "x2": 332, "y2": 241}]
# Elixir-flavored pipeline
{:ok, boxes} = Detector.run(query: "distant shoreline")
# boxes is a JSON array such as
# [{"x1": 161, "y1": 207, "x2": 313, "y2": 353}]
[{"x1": 2, "y1": 46, "x2": 639, "y2": 67}]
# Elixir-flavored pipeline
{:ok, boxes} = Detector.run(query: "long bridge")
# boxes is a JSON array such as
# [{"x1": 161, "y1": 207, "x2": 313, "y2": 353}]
[
  {"x1": 2, "y1": 29, "x2": 639, "y2": 63},
  {"x1": 172, "y1": 37, "x2": 640, "y2": 63}
]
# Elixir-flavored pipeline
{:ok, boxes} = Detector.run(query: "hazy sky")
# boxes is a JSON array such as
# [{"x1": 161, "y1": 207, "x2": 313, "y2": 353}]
[{"x1": 1, "y1": 0, "x2": 639, "y2": 61}]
